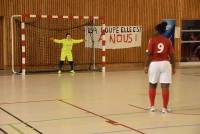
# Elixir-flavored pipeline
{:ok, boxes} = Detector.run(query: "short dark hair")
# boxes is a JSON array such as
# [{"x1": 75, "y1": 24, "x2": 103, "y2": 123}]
[{"x1": 155, "y1": 21, "x2": 167, "y2": 34}]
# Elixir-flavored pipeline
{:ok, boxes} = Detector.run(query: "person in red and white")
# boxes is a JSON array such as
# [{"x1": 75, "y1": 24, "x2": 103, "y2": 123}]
[{"x1": 144, "y1": 22, "x2": 176, "y2": 113}]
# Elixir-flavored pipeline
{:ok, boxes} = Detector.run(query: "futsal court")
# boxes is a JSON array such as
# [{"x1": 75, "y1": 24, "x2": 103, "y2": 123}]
[
  {"x1": 1, "y1": 0, "x2": 200, "y2": 134},
  {"x1": 0, "y1": 67, "x2": 200, "y2": 134}
]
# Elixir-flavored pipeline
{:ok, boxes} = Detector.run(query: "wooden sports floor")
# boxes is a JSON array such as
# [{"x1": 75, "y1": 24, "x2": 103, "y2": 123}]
[{"x1": 0, "y1": 67, "x2": 200, "y2": 134}]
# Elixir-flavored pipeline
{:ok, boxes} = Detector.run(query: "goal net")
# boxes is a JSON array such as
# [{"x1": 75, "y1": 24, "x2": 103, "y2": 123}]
[{"x1": 11, "y1": 14, "x2": 106, "y2": 74}]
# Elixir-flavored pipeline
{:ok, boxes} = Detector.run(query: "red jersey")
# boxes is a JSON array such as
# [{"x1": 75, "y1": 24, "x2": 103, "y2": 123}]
[{"x1": 147, "y1": 35, "x2": 174, "y2": 61}]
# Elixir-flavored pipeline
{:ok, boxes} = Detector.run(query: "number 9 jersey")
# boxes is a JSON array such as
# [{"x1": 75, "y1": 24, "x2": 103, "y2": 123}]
[{"x1": 147, "y1": 35, "x2": 174, "y2": 61}]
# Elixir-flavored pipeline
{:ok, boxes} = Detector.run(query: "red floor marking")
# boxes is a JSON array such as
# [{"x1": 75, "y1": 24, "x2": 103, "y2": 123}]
[
  {"x1": 58, "y1": 99, "x2": 145, "y2": 134},
  {"x1": 129, "y1": 104, "x2": 200, "y2": 116},
  {"x1": 106, "y1": 120, "x2": 119, "y2": 125}
]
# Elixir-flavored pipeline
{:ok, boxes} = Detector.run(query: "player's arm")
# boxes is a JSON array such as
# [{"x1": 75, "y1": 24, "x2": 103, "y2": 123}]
[
  {"x1": 144, "y1": 50, "x2": 152, "y2": 73},
  {"x1": 169, "y1": 43, "x2": 176, "y2": 74},
  {"x1": 144, "y1": 39, "x2": 153, "y2": 73},
  {"x1": 169, "y1": 51, "x2": 176, "y2": 74},
  {"x1": 72, "y1": 39, "x2": 84, "y2": 44},
  {"x1": 50, "y1": 37, "x2": 63, "y2": 44}
]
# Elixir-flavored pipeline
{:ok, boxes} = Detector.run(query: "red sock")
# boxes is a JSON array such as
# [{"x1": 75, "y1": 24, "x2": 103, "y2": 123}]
[
  {"x1": 162, "y1": 88, "x2": 169, "y2": 108},
  {"x1": 149, "y1": 87, "x2": 156, "y2": 107}
]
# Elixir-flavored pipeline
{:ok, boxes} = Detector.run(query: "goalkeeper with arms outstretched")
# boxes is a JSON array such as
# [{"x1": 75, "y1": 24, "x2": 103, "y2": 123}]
[{"x1": 50, "y1": 33, "x2": 84, "y2": 73}]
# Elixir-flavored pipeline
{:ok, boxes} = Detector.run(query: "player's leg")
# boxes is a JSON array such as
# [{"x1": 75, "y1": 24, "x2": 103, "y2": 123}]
[
  {"x1": 160, "y1": 61, "x2": 172, "y2": 113},
  {"x1": 58, "y1": 52, "x2": 67, "y2": 73},
  {"x1": 148, "y1": 83, "x2": 157, "y2": 111},
  {"x1": 148, "y1": 62, "x2": 160, "y2": 111},
  {"x1": 58, "y1": 61, "x2": 64, "y2": 73},
  {"x1": 68, "y1": 61, "x2": 74, "y2": 73},
  {"x1": 67, "y1": 53, "x2": 75, "y2": 73},
  {"x1": 160, "y1": 83, "x2": 170, "y2": 113}
]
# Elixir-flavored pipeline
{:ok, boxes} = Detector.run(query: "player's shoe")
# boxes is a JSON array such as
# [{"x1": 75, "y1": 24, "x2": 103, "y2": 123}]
[
  {"x1": 58, "y1": 70, "x2": 62, "y2": 74},
  {"x1": 70, "y1": 70, "x2": 75, "y2": 73},
  {"x1": 148, "y1": 106, "x2": 156, "y2": 112}
]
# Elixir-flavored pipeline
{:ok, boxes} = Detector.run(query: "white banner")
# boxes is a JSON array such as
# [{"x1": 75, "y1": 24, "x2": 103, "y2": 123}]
[{"x1": 85, "y1": 26, "x2": 142, "y2": 49}]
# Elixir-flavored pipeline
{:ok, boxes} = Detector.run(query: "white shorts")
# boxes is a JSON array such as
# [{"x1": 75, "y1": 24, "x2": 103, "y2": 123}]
[{"x1": 148, "y1": 61, "x2": 172, "y2": 84}]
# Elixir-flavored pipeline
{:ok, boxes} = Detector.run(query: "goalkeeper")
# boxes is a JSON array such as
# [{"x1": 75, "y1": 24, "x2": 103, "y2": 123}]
[{"x1": 50, "y1": 33, "x2": 84, "y2": 73}]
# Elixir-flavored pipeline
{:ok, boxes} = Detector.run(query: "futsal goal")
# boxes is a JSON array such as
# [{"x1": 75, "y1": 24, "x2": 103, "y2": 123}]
[{"x1": 11, "y1": 14, "x2": 106, "y2": 75}]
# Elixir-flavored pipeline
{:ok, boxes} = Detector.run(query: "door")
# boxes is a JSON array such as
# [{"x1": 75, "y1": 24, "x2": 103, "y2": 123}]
[{"x1": 181, "y1": 20, "x2": 200, "y2": 62}]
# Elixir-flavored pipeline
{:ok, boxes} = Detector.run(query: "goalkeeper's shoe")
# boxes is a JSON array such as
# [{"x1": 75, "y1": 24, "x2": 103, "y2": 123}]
[
  {"x1": 58, "y1": 70, "x2": 62, "y2": 74},
  {"x1": 70, "y1": 70, "x2": 75, "y2": 73}
]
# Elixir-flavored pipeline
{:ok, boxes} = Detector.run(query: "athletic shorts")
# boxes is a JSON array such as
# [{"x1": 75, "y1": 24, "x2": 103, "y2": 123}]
[
  {"x1": 60, "y1": 51, "x2": 73, "y2": 61},
  {"x1": 148, "y1": 61, "x2": 172, "y2": 84}
]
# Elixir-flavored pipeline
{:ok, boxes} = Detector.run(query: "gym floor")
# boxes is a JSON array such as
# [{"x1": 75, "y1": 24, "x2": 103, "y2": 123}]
[{"x1": 0, "y1": 68, "x2": 200, "y2": 134}]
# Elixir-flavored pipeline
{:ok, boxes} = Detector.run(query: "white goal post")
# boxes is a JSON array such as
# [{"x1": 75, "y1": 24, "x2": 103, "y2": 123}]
[{"x1": 11, "y1": 14, "x2": 106, "y2": 75}]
